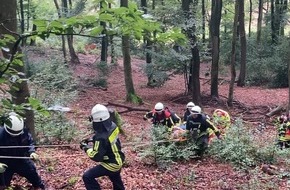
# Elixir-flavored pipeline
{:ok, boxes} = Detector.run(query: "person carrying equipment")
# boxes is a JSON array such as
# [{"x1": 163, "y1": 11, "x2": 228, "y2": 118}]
[
  {"x1": 186, "y1": 106, "x2": 221, "y2": 157},
  {"x1": 208, "y1": 109, "x2": 231, "y2": 143},
  {"x1": 80, "y1": 104, "x2": 125, "y2": 190},
  {"x1": 143, "y1": 102, "x2": 181, "y2": 131},
  {"x1": 0, "y1": 112, "x2": 45, "y2": 190}
]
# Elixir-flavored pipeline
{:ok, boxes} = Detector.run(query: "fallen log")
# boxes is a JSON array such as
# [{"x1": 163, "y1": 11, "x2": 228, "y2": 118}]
[
  {"x1": 265, "y1": 105, "x2": 285, "y2": 117},
  {"x1": 107, "y1": 102, "x2": 150, "y2": 114}
]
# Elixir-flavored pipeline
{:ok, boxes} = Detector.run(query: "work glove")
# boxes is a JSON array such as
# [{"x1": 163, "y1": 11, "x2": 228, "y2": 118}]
[
  {"x1": 30, "y1": 152, "x2": 39, "y2": 161},
  {"x1": 0, "y1": 163, "x2": 7, "y2": 173},
  {"x1": 80, "y1": 142, "x2": 89, "y2": 151}
]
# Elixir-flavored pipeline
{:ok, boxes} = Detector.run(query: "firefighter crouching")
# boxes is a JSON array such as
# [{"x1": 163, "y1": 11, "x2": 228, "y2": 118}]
[
  {"x1": 143, "y1": 102, "x2": 181, "y2": 132},
  {"x1": 186, "y1": 106, "x2": 221, "y2": 157},
  {"x1": 80, "y1": 104, "x2": 125, "y2": 190}
]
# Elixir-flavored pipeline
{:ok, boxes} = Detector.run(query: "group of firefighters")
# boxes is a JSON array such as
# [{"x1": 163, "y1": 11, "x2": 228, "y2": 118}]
[{"x1": 0, "y1": 102, "x2": 289, "y2": 190}]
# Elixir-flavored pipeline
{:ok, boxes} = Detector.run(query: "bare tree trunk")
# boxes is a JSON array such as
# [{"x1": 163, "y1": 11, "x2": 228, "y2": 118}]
[
  {"x1": 108, "y1": 3, "x2": 116, "y2": 65},
  {"x1": 0, "y1": 0, "x2": 36, "y2": 139},
  {"x1": 141, "y1": 0, "x2": 154, "y2": 86},
  {"x1": 201, "y1": 0, "x2": 206, "y2": 43},
  {"x1": 53, "y1": 0, "x2": 67, "y2": 60},
  {"x1": 62, "y1": 0, "x2": 80, "y2": 64},
  {"x1": 257, "y1": 0, "x2": 263, "y2": 43},
  {"x1": 248, "y1": 0, "x2": 252, "y2": 37},
  {"x1": 210, "y1": 0, "x2": 222, "y2": 99},
  {"x1": 100, "y1": 1, "x2": 108, "y2": 63},
  {"x1": 237, "y1": 0, "x2": 246, "y2": 87},
  {"x1": 280, "y1": 0, "x2": 287, "y2": 36},
  {"x1": 120, "y1": 0, "x2": 137, "y2": 102},
  {"x1": 182, "y1": 0, "x2": 201, "y2": 105},
  {"x1": 227, "y1": 0, "x2": 239, "y2": 107}
]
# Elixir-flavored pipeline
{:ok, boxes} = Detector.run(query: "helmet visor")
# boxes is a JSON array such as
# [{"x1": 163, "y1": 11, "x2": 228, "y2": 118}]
[
  {"x1": 5, "y1": 126, "x2": 23, "y2": 136},
  {"x1": 155, "y1": 109, "x2": 163, "y2": 114}
]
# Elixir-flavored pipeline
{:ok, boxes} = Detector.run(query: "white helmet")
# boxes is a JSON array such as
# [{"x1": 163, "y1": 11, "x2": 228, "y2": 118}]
[
  {"x1": 91, "y1": 104, "x2": 110, "y2": 122},
  {"x1": 191, "y1": 106, "x2": 201, "y2": 114},
  {"x1": 186, "y1": 102, "x2": 195, "y2": 109},
  {"x1": 154, "y1": 102, "x2": 164, "y2": 112},
  {"x1": 4, "y1": 113, "x2": 24, "y2": 136}
]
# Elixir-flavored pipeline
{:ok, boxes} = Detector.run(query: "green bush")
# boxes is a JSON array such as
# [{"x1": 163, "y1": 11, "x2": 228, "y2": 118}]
[
  {"x1": 35, "y1": 111, "x2": 85, "y2": 144},
  {"x1": 245, "y1": 36, "x2": 289, "y2": 87},
  {"x1": 208, "y1": 119, "x2": 278, "y2": 170},
  {"x1": 137, "y1": 125, "x2": 198, "y2": 169}
]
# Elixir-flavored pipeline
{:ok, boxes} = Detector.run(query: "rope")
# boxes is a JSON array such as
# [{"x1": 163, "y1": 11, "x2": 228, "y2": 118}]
[
  {"x1": 0, "y1": 138, "x2": 184, "y2": 159},
  {"x1": 0, "y1": 138, "x2": 181, "y2": 149}
]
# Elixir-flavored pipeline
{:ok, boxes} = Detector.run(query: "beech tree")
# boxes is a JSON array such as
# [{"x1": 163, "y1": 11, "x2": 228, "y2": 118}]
[{"x1": 0, "y1": 0, "x2": 36, "y2": 138}]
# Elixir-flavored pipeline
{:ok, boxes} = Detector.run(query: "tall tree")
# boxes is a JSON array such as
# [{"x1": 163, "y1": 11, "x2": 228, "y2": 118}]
[
  {"x1": 227, "y1": 0, "x2": 239, "y2": 107},
  {"x1": 201, "y1": 0, "x2": 206, "y2": 43},
  {"x1": 100, "y1": 0, "x2": 108, "y2": 63},
  {"x1": 62, "y1": 0, "x2": 80, "y2": 64},
  {"x1": 248, "y1": 0, "x2": 252, "y2": 37},
  {"x1": 182, "y1": 0, "x2": 201, "y2": 105},
  {"x1": 257, "y1": 0, "x2": 263, "y2": 43},
  {"x1": 210, "y1": 0, "x2": 222, "y2": 99},
  {"x1": 237, "y1": 0, "x2": 246, "y2": 87},
  {"x1": 0, "y1": 0, "x2": 36, "y2": 138},
  {"x1": 120, "y1": 0, "x2": 137, "y2": 102},
  {"x1": 141, "y1": 0, "x2": 154, "y2": 86},
  {"x1": 53, "y1": 0, "x2": 67, "y2": 60}
]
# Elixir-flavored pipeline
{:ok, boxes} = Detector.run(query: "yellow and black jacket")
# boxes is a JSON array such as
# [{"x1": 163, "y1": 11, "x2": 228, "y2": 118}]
[
  {"x1": 186, "y1": 113, "x2": 220, "y2": 138},
  {"x1": 278, "y1": 121, "x2": 290, "y2": 142},
  {"x1": 84, "y1": 121, "x2": 125, "y2": 172}
]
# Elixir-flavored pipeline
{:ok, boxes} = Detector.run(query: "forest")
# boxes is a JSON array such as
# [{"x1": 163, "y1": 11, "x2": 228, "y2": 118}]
[{"x1": 0, "y1": 0, "x2": 290, "y2": 189}]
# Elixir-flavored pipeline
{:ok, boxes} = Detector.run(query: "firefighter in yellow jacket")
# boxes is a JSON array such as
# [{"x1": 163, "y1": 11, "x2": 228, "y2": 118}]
[
  {"x1": 80, "y1": 104, "x2": 125, "y2": 190},
  {"x1": 277, "y1": 114, "x2": 290, "y2": 149}
]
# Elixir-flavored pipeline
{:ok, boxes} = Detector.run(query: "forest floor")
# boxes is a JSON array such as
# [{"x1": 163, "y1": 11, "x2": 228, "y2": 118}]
[{"x1": 11, "y1": 52, "x2": 290, "y2": 190}]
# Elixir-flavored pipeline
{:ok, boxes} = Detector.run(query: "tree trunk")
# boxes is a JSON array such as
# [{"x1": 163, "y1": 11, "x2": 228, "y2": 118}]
[
  {"x1": 108, "y1": 3, "x2": 117, "y2": 65},
  {"x1": 53, "y1": 0, "x2": 67, "y2": 60},
  {"x1": 182, "y1": 0, "x2": 201, "y2": 105},
  {"x1": 100, "y1": 1, "x2": 108, "y2": 63},
  {"x1": 0, "y1": 0, "x2": 36, "y2": 139},
  {"x1": 19, "y1": 0, "x2": 25, "y2": 45},
  {"x1": 257, "y1": 0, "x2": 263, "y2": 43},
  {"x1": 227, "y1": 0, "x2": 239, "y2": 107},
  {"x1": 248, "y1": 0, "x2": 252, "y2": 37},
  {"x1": 280, "y1": 0, "x2": 287, "y2": 36},
  {"x1": 210, "y1": 0, "x2": 222, "y2": 99},
  {"x1": 201, "y1": 0, "x2": 206, "y2": 43},
  {"x1": 237, "y1": 0, "x2": 246, "y2": 87},
  {"x1": 62, "y1": 0, "x2": 80, "y2": 64},
  {"x1": 141, "y1": 0, "x2": 154, "y2": 86},
  {"x1": 120, "y1": 0, "x2": 137, "y2": 102}
]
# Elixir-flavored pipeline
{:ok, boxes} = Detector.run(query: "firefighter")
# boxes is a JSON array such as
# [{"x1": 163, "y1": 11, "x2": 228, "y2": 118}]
[
  {"x1": 208, "y1": 109, "x2": 231, "y2": 143},
  {"x1": 80, "y1": 104, "x2": 125, "y2": 190},
  {"x1": 277, "y1": 114, "x2": 290, "y2": 149},
  {"x1": 143, "y1": 102, "x2": 181, "y2": 131},
  {"x1": 183, "y1": 102, "x2": 195, "y2": 122},
  {"x1": 0, "y1": 112, "x2": 45, "y2": 190},
  {"x1": 186, "y1": 106, "x2": 221, "y2": 157}
]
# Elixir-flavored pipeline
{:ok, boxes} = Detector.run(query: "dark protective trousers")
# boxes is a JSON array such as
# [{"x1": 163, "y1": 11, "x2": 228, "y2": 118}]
[
  {"x1": 82, "y1": 165, "x2": 125, "y2": 190},
  {"x1": 0, "y1": 159, "x2": 45, "y2": 189}
]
